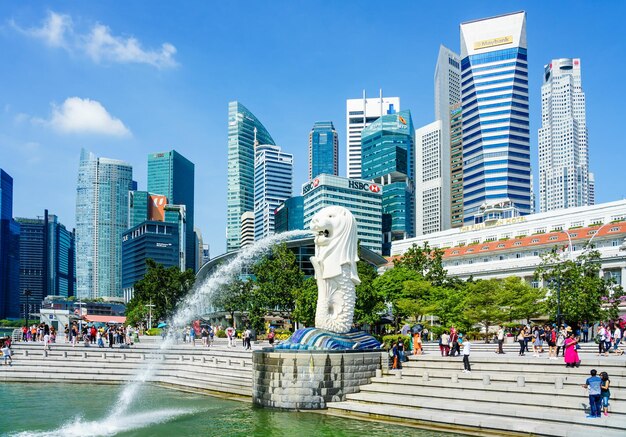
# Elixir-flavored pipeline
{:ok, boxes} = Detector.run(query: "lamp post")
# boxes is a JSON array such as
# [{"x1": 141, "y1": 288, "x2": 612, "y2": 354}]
[
  {"x1": 145, "y1": 298, "x2": 155, "y2": 330},
  {"x1": 24, "y1": 289, "x2": 32, "y2": 327},
  {"x1": 556, "y1": 230, "x2": 573, "y2": 327}
]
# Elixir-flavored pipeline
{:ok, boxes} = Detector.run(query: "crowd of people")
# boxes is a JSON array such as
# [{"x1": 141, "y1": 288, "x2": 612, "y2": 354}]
[
  {"x1": 181, "y1": 323, "x2": 254, "y2": 350},
  {"x1": 15, "y1": 322, "x2": 139, "y2": 349}
]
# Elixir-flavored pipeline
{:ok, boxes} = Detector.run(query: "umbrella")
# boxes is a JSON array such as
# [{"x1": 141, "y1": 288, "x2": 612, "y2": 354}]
[{"x1": 157, "y1": 322, "x2": 168, "y2": 328}]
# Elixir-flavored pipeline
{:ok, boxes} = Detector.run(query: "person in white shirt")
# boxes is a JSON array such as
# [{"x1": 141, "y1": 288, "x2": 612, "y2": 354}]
[
  {"x1": 598, "y1": 325, "x2": 606, "y2": 355},
  {"x1": 613, "y1": 326, "x2": 622, "y2": 352},
  {"x1": 461, "y1": 337, "x2": 471, "y2": 373},
  {"x1": 496, "y1": 325, "x2": 505, "y2": 354},
  {"x1": 1, "y1": 344, "x2": 12, "y2": 366}
]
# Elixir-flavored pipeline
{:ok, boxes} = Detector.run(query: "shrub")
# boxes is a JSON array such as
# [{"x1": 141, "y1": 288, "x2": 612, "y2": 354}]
[
  {"x1": 216, "y1": 329, "x2": 226, "y2": 338},
  {"x1": 381, "y1": 334, "x2": 411, "y2": 350},
  {"x1": 145, "y1": 328, "x2": 161, "y2": 336}
]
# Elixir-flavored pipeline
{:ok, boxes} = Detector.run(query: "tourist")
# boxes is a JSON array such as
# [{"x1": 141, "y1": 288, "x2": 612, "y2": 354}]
[
  {"x1": 582, "y1": 369, "x2": 602, "y2": 418},
  {"x1": 600, "y1": 371, "x2": 611, "y2": 416},
  {"x1": 107, "y1": 326, "x2": 114, "y2": 348},
  {"x1": 413, "y1": 330, "x2": 423, "y2": 356},
  {"x1": 496, "y1": 325, "x2": 505, "y2": 354},
  {"x1": 517, "y1": 327, "x2": 526, "y2": 356},
  {"x1": 189, "y1": 325, "x2": 196, "y2": 346},
  {"x1": 613, "y1": 324, "x2": 622, "y2": 352},
  {"x1": 201, "y1": 327, "x2": 208, "y2": 346},
  {"x1": 96, "y1": 330, "x2": 104, "y2": 348},
  {"x1": 226, "y1": 326, "x2": 235, "y2": 347},
  {"x1": 449, "y1": 327, "x2": 459, "y2": 357},
  {"x1": 564, "y1": 331, "x2": 580, "y2": 368},
  {"x1": 1, "y1": 342, "x2": 12, "y2": 366},
  {"x1": 603, "y1": 326, "x2": 612, "y2": 357},
  {"x1": 597, "y1": 324, "x2": 606, "y2": 355},
  {"x1": 440, "y1": 331, "x2": 450, "y2": 356},
  {"x1": 556, "y1": 327, "x2": 566, "y2": 357},
  {"x1": 532, "y1": 327, "x2": 543, "y2": 357},
  {"x1": 243, "y1": 327, "x2": 251, "y2": 350},
  {"x1": 391, "y1": 341, "x2": 402, "y2": 370},
  {"x1": 581, "y1": 321, "x2": 589, "y2": 343},
  {"x1": 461, "y1": 336, "x2": 471, "y2": 373},
  {"x1": 43, "y1": 331, "x2": 50, "y2": 351},
  {"x1": 397, "y1": 337, "x2": 406, "y2": 363},
  {"x1": 547, "y1": 325, "x2": 557, "y2": 360},
  {"x1": 209, "y1": 326, "x2": 214, "y2": 346},
  {"x1": 267, "y1": 328, "x2": 275, "y2": 346}
]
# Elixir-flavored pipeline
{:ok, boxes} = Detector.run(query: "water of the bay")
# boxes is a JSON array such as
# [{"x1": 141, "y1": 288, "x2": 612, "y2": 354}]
[{"x1": 0, "y1": 383, "x2": 466, "y2": 437}]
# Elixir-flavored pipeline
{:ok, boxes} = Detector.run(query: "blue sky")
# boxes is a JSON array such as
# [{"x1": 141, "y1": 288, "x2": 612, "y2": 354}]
[{"x1": 1, "y1": 1, "x2": 625, "y2": 256}]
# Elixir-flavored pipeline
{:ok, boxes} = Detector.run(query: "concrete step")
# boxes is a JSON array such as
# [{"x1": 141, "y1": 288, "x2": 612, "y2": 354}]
[
  {"x1": 327, "y1": 400, "x2": 624, "y2": 437},
  {"x1": 344, "y1": 391, "x2": 626, "y2": 431},
  {"x1": 361, "y1": 379, "x2": 626, "y2": 413}
]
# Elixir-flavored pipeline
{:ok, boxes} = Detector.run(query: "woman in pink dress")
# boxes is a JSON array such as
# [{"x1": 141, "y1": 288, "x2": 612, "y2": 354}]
[{"x1": 564, "y1": 331, "x2": 580, "y2": 368}]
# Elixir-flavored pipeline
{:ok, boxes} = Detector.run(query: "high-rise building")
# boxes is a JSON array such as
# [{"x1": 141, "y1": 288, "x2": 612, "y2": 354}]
[
  {"x1": 346, "y1": 91, "x2": 400, "y2": 179},
  {"x1": 589, "y1": 172, "x2": 595, "y2": 205},
  {"x1": 240, "y1": 211, "x2": 255, "y2": 248},
  {"x1": 16, "y1": 211, "x2": 76, "y2": 315},
  {"x1": 415, "y1": 120, "x2": 450, "y2": 235},
  {"x1": 309, "y1": 121, "x2": 339, "y2": 179},
  {"x1": 450, "y1": 103, "x2": 464, "y2": 228},
  {"x1": 435, "y1": 45, "x2": 462, "y2": 130},
  {"x1": 302, "y1": 174, "x2": 382, "y2": 254},
  {"x1": 361, "y1": 110, "x2": 415, "y2": 255},
  {"x1": 194, "y1": 227, "x2": 205, "y2": 271},
  {"x1": 538, "y1": 58, "x2": 591, "y2": 212},
  {"x1": 122, "y1": 221, "x2": 181, "y2": 302},
  {"x1": 0, "y1": 169, "x2": 20, "y2": 319},
  {"x1": 147, "y1": 150, "x2": 195, "y2": 271},
  {"x1": 460, "y1": 11, "x2": 531, "y2": 224},
  {"x1": 227, "y1": 101, "x2": 276, "y2": 252},
  {"x1": 274, "y1": 196, "x2": 304, "y2": 234},
  {"x1": 254, "y1": 143, "x2": 293, "y2": 240},
  {"x1": 76, "y1": 149, "x2": 133, "y2": 299}
]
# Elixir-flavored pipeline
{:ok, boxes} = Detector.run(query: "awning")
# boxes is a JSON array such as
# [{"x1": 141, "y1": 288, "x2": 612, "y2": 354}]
[{"x1": 84, "y1": 315, "x2": 126, "y2": 324}]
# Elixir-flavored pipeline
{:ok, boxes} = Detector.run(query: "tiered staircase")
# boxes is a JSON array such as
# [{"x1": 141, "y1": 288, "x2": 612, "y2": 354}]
[{"x1": 327, "y1": 353, "x2": 626, "y2": 436}]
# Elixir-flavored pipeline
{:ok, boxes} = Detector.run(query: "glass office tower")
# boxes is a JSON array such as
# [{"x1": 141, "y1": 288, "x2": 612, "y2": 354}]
[
  {"x1": 361, "y1": 110, "x2": 415, "y2": 255},
  {"x1": 76, "y1": 149, "x2": 133, "y2": 299},
  {"x1": 308, "y1": 121, "x2": 338, "y2": 179},
  {"x1": 0, "y1": 169, "x2": 20, "y2": 319},
  {"x1": 226, "y1": 101, "x2": 275, "y2": 252},
  {"x1": 147, "y1": 150, "x2": 195, "y2": 271},
  {"x1": 460, "y1": 11, "x2": 531, "y2": 224}
]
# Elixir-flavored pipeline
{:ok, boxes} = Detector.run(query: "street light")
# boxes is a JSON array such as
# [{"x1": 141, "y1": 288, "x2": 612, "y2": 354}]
[
  {"x1": 555, "y1": 230, "x2": 573, "y2": 326},
  {"x1": 145, "y1": 298, "x2": 155, "y2": 330},
  {"x1": 24, "y1": 289, "x2": 32, "y2": 328}
]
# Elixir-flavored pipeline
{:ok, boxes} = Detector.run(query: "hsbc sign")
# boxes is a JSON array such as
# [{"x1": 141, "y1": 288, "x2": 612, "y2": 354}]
[{"x1": 348, "y1": 180, "x2": 381, "y2": 193}]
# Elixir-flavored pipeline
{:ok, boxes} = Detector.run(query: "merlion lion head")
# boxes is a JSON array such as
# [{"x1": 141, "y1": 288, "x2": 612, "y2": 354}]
[{"x1": 309, "y1": 206, "x2": 360, "y2": 282}]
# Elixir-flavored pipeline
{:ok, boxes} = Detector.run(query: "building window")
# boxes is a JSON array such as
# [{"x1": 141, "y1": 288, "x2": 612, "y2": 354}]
[
  {"x1": 531, "y1": 238, "x2": 539, "y2": 243},
  {"x1": 549, "y1": 236, "x2": 558, "y2": 241},
  {"x1": 452, "y1": 250, "x2": 459, "y2": 255},
  {"x1": 516, "y1": 253, "x2": 522, "y2": 258},
  {"x1": 514, "y1": 241, "x2": 522, "y2": 246},
  {"x1": 612, "y1": 240, "x2": 620, "y2": 247},
  {"x1": 481, "y1": 246, "x2": 489, "y2": 251},
  {"x1": 497, "y1": 243, "x2": 505, "y2": 248},
  {"x1": 587, "y1": 230, "x2": 597, "y2": 236},
  {"x1": 609, "y1": 227, "x2": 620, "y2": 232}
]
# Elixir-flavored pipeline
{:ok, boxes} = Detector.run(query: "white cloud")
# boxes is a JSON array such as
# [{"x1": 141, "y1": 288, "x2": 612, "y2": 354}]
[
  {"x1": 11, "y1": 11, "x2": 177, "y2": 68},
  {"x1": 46, "y1": 97, "x2": 131, "y2": 137}
]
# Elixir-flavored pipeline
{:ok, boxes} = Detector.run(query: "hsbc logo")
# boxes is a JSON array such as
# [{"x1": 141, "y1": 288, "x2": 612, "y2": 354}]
[
  {"x1": 348, "y1": 180, "x2": 381, "y2": 193},
  {"x1": 313, "y1": 178, "x2": 319, "y2": 187}
]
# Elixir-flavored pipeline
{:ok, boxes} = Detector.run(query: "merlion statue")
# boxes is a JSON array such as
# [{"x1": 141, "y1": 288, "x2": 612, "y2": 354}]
[{"x1": 309, "y1": 206, "x2": 360, "y2": 333}]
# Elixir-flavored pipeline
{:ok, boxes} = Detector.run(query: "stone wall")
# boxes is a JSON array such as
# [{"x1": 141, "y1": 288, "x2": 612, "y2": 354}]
[{"x1": 252, "y1": 349, "x2": 386, "y2": 410}]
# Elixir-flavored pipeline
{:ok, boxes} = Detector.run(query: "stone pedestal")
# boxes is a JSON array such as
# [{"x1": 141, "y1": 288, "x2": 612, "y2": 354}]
[{"x1": 252, "y1": 349, "x2": 385, "y2": 410}]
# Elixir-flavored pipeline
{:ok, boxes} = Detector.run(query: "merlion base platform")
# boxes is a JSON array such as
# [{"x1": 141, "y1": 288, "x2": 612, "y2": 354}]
[{"x1": 252, "y1": 349, "x2": 386, "y2": 410}]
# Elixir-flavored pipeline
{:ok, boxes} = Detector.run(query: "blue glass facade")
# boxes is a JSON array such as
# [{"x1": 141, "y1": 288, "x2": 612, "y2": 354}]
[
  {"x1": 309, "y1": 121, "x2": 338, "y2": 179},
  {"x1": 274, "y1": 196, "x2": 304, "y2": 233},
  {"x1": 361, "y1": 111, "x2": 415, "y2": 255},
  {"x1": 227, "y1": 101, "x2": 275, "y2": 252},
  {"x1": 76, "y1": 149, "x2": 133, "y2": 299},
  {"x1": 128, "y1": 191, "x2": 150, "y2": 228},
  {"x1": 15, "y1": 216, "x2": 47, "y2": 317},
  {"x1": 121, "y1": 221, "x2": 180, "y2": 291},
  {"x1": 460, "y1": 13, "x2": 531, "y2": 224},
  {"x1": 0, "y1": 169, "x2": 20, "y2": 319},
  {"x1": 147, "y1": 150, "x2": 195, "y2": 272}
]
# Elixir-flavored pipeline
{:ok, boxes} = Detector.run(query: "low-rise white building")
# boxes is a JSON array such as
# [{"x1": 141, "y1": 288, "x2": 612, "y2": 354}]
[{"x1": 392, "y1": 200, "x2": 626, "y2": 289}]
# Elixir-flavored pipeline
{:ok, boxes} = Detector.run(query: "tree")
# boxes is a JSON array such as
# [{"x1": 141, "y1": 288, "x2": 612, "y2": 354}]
[
  {"x1": 372, "y1": 266, "x2": 422, "y2": 329},
  {"x1": 394, "y1": 242, "x2": 448, "y2": 286},
  {"x1": 354, "y1": 261, "x2": 385, "y2": 327},
  {"x1": 292, "y1": 277, "x2": 318, "y2": 327},
  {"x1": 212, "y1": 278, "x2": 253, "y2": 329},
  {"x1": 126, "y1": 259, "x2": 196, "y2": 326},
  {"x1": 428, "y1": 284, "x2": 470, "y2": 332},
  {"x1": 500, "y1": 276, "x2": 546, "y2": 324},
  {"x1": 464, "y1": 279, "x2": 507, "y2": 342},
  {"x1": 535, "y1": 248, "x2": 624, "y2": 325},
  {"x1": 397, "y1": 279, "x2": 433, "y2": 322}
]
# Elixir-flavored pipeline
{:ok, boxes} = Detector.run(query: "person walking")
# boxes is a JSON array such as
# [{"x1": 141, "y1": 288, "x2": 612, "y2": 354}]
[
  {"x1": 564, "y1": 331, "x2": 580, "y2": 368},
  {"x1": 243, "y1": 327, "x2": 252, "y2": 350},
  {"x1": 440, "y1": 331, "x2": 450, "y2": 356},
  {"x1": 449, "y1": 330, "x2": 458, "y2": 357},
  {"x1": 517, "y1": 327, "x2": 526, "y2": 356},
  {"x1": 496, "y1": 325, "x2": 505, "y2": 354},
  {"x1": 397, "y1": 337, "x2": 406, "y2": 363},
  {"x1": 267, "y1": 329, "x2": 275, "y2": 347},
  {"x1": 1, "y1": 343, "x2": 12, "y2": 366},
  {"x1": 613, "y1": 325, "x2": 622, "y2": 352},
  {"x1": 582, "y1": 322, "x2": 589, "y2": 343},
  {"x1": 226, "y1": 326, "x2": 235, "y2": 347},
  {"x1": 96, "y1": 331, "x2": 104, "y2": 348},
  {"x1": 582, "y1": 369, "x2": 602, "y2": 418},
  {"x1": 597, "y1": 324, "x2": 606, "y2": 355},
  {"x1": 461, "y1": 337, "x2": 471, "y2": 373},
  {"x1": 556, "y1": 327, "x2": 566, "y2": 357},
  {"x1": 391, "y1": 341, "x2": 401, "y2": 370},
  {"x1": 547, "y1": 325, "x2": 557, "y2": 360}
]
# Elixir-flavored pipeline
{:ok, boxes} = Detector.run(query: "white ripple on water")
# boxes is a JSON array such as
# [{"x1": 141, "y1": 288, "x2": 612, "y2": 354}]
[{"x1": 11, "y1": 408, "x2": 199, "y2": 437}]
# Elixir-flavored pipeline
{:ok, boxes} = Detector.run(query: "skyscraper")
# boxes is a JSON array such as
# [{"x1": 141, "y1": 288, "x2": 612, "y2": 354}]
[
  {"x1": 227, "y1": 101, "x2": 275, "y2": 252},
  {"x1": 435, "y1": 45, "x2": 462, "y2": 128},
  {"x1": 415, "y1": 120, "x2": 450, "y2": 235},
  {"x1": 538, "y1": 58, "x2": 591, "y2": 212},
  {"x1": 361, "y1": 110, "x2": 415, "y2": 255},
  {"x1": 450, "y1": 103, "x2": 464, "y2": 228},
  {"x1": 460, "y1": 11, "x2": 531, "y2": 224},
  {"x1": 254, "y1": 143, "x2": 293, "y2": 240},
  {"x1": 15, "y1": 211, "x2": 75, "y2": 314},
  {"x1": 309, "y1": 121, "x2": 338, "y2": 179},
  {"x1": 346, "y1": 91, "x2": 400, "y2": 179},
  {"x1": 0, "y1": 169, "x2": 20, "y2": 319},
  {"x1": 147, "y1": 150, "x2": 195, "y2": 271},
  {"x1": 76, "y1": 149, "x2": 133, "y2": 299},
  {"x1": 274, "y1": 196, "x2": 304, "y2": 234}
]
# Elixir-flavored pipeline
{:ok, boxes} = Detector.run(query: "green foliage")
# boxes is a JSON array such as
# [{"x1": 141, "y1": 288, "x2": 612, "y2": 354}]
[
  {"x1": 535, "y1": 248, "x2": 624, "y2": 324},
  {"x1": 145, "y1": 328, "x2": 162, "y2": 336},
  {"x1": 381, "y1": 334, "x2": 411, "y2": 350},
  {"x1": 463, "y1": 279, "x2": 507, "y2": 342},
  {"x1": 0, "y1": 319, "x2": 27, "y2": 327},
  {"x1": 428, "y1": 284, "x2": 470, "y2": 332},
  {"x1": 292, "y1": 277, "x2": 318, "y2": 326},
  {"x1": 394, "y1": 242, "x2": 448, "y2": 286},
  {"x1": 125, "y1": 259, "x2": 196, "y2": 326},
  {"x1": 216, "y1": 330, "x2": 226, "y2": 338},
  {"x1": 354, "y1": 261, "x2": 385, "y2": 326},
  {"x1": 373, "y1": 266, "x2": 421, "y2": 328},
  {"x1": 500, "y1": 276, "x2": 546, "y2": 323},
  {"x1": 212, "y1": 278, "x2": 253, "y2": 328}
]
